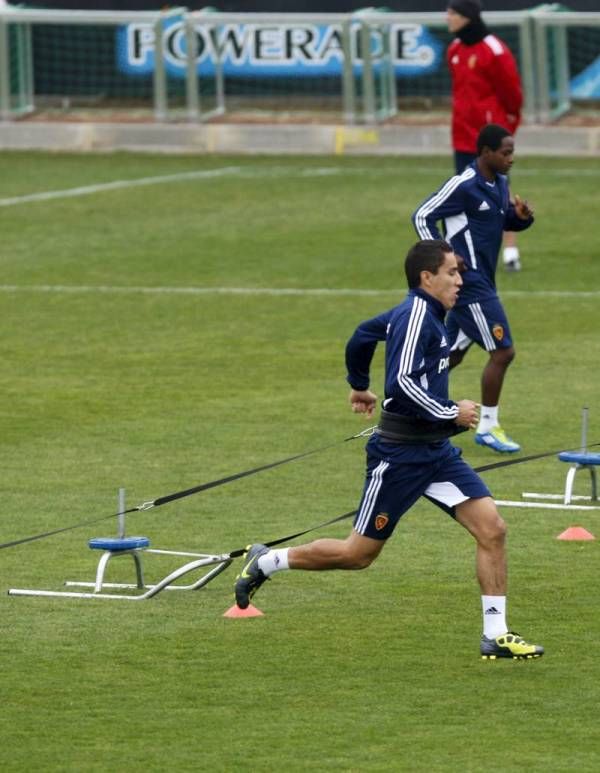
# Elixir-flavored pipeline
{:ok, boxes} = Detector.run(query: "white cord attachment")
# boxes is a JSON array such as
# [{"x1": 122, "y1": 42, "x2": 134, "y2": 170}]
[{"x1": 354, "y1": 424, "x2": 377, "y2": 438}]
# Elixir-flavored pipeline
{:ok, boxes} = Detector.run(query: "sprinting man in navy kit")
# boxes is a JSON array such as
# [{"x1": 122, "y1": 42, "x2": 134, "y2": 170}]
[
  {"x1": 412, "y1": 124, "x2": 534, "y2": 454},
  {"x1": 235, "y1": 239, "x2": 543, "y2": 660}
]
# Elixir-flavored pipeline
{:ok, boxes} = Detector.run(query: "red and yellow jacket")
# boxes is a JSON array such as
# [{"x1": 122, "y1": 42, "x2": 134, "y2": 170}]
[{"x1": 447, "y1": 34, "x2": 523, "y2": 153}]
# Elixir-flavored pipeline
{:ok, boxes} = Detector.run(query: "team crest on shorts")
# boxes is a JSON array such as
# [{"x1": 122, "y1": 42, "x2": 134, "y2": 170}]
[
  {"x1": 492, "y1": 324, "x2": 504, "y2": 341},
  {"x1": 375, "y1": 513, "x2": 389, "y2": 531}
]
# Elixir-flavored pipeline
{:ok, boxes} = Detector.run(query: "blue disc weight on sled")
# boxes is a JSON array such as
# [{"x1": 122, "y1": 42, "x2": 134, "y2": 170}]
[
  {"x1": 88, "y1": 536, "x2": 150, "y2": 551},
  {"x1": 558, "y1": 452, "x2": 600, "y2": 465}
]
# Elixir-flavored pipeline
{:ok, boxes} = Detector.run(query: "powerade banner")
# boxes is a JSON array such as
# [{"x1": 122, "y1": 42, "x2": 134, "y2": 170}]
[
  {"x1": 19, "y1": 1, "x2": 600, "y2": 11},
  {"x1": 116, "y1": 18, "x2": 444, "y2": 79}
]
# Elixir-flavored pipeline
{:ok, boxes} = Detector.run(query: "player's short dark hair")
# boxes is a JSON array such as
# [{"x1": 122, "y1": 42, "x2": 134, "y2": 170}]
[
  {"x1": 477, "y1": 123, "x2": 512, "y2": 155},
  {"x1": 405, "y1": 239, "x2": 453, "y2": 289}
]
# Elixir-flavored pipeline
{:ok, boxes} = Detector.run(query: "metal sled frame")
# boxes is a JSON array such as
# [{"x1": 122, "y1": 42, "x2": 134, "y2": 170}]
[{"x1": 8, "y1": 547, "x2": 233, "y2": 601}]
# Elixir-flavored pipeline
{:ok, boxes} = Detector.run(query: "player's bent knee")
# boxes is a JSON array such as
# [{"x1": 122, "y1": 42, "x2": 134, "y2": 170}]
[
  {"x1": 489, "y1": 515, "x2": 507, "y2": 544},
  {"x1": 478, "y1": 512, "x2": 506, "y2": 549},
  {"x1": 344, "y1": 533, "x2": 385, "y2": 569},
  {"x1": 349, "y1": 553, "x2": 377, "y2": 570},
  {"x1": 492, "y1": 347, "x2": 515, "y2": 367},
  {"x1": 456, "y1": 498, "x2": 506, "y2": 547},
  {"x1": 340, "y1": 547, "x2": 379, "y2": 570}
]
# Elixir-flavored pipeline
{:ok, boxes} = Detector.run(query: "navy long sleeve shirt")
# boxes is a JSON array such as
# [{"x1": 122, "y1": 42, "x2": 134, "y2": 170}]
[
  {"x1": 412, "y1": 162, "x2": 533, "y2": 305},
  {"x1": 346, "y1": 289, "x2": 459, "y2": 424}
]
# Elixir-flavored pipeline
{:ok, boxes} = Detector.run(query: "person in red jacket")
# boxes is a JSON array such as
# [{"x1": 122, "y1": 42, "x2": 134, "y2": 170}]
[{"x1": 447, "y1": 0, "x2": 524, "y2": 272}]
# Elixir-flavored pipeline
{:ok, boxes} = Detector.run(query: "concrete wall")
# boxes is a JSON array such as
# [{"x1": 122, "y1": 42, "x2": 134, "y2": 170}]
[{"x1": 0, "y1": 121, "x2": 599, "y2": 156}]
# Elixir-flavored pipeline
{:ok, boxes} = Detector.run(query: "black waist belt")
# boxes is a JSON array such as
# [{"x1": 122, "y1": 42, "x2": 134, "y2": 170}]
[{"x1": 376, "y1": 409, "x2": 468, "y2": 445}]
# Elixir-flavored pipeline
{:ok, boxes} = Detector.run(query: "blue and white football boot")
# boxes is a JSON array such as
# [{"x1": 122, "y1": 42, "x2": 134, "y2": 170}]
[{"x1": 475, "y1": 425, "x2": 521, "y2": 453}]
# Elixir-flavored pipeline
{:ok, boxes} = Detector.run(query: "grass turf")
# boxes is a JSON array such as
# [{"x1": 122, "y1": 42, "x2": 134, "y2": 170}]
[{"x1": 1, "y1": 151, "x2": 599, "y2": 771}]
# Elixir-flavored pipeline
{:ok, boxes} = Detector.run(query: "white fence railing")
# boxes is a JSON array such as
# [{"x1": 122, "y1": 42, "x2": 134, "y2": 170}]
[{"x1": 0, "y1": 5, "x2": 598, "y2": 124}]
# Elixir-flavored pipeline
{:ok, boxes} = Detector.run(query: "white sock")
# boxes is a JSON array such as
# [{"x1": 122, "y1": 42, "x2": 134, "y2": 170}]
[
  {"x1": 477, "y1": 405, "x2": 498, "y2": 434},
  {"x1": 258, "y1": 548, "x2": 289, "y2": 576},
  {"x1": 482, "y1": 595, "x2": 508, "y2": 639},
  {"x1": 503, "y1": 246, "x2": 520, "y2": 264}
]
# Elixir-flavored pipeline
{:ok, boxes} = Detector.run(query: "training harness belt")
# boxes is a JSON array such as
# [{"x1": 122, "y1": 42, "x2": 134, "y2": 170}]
[{"x1": 376, "y1": 409, "x2": 469, "y2": 444}]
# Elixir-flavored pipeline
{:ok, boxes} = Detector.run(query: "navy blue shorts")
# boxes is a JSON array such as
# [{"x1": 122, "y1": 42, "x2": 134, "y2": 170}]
[
  {"x1": 446, "y1": 296, "x2": 513, "y2": 352},
  {"x1": 353, "y1": 437, "x2": 491, "y2": 540}
]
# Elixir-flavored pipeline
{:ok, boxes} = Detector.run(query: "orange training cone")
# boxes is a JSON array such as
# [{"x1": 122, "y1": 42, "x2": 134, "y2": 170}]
[
  {"x1": 223, "y1": 603, "x2": 264, "y2": 618},
  {"x1": 556, "y1": 526, "x2": 596, "y2": 541}
]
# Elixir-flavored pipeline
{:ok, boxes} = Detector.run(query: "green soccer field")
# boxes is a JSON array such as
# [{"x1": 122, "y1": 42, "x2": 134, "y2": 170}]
[{"x1": 1, "y1": 151, "x2": 599, "y2": 771}]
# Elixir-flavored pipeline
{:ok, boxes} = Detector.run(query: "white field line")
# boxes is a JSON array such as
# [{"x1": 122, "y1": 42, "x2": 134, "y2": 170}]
[
  {"x1": 494, "y1": 290, "x2": 600, "y2": 298},
  {"x1": 1, "y1": 163, "x2": 598, "y2": 208},
  {"x1": 0, "y1": 167, "x2": 245, "y2": 207},
  {"x1": 522, "y1": 492, "x2": 592, "y2": 501},
  {"x1": 0, "y1": 165, "x2": 353, "y2": 208},
  {"x1": 495, "y1": 499, "x2": 600, "y2": 511},
  {"x1": 0, "y1": 284, "x2": 599, "y2": 299},
  {"x1": 0, "y1": 284, "x2": 398, "y2": 297}
]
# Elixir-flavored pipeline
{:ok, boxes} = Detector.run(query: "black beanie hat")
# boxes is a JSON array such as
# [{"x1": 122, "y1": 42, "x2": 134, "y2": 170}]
[{"x1": 447, "y1": 0, "x2": 482, "y2": 21}]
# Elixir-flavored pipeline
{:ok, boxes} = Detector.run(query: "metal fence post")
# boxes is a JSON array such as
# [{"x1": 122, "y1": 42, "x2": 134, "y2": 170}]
[
  {"x1": 533, "y1": 17, "x2": 551, "y2": 123},
  {"x1": 520, "y1": 15, "x2": 537, "y2": 124},
  {"x1": 213, "y1": 23, "x2": 225, "y2": 116},
  {"x1": 191, "y1": 8, "x2": 226, "y2": 121},
  {"x1": 14, "y1": 23, "x2": 27, "y2": 112},
  {"x1": 185, "y1": 12, "x2": 200, "y2": 122},
  {"x1": 341, "y1": 18, "x2": 355, "y2": 125},
  {"x1": 153, "y1": 13, "x2": 167, "y2": 121},
  {"x1": 382, "y1": 21, "x2": 397, "y2": 119},
  {"x1": 552, "y1": 23, "x2": 571, "y2": 118},
  {"x1": 23, "y1": 22, "x2": 34, "y2": 113},
  {"x1": 360, "y1": 20, "x2": 375, "y2": 124},
  {"x1": 0, "y1": 20, "x2": 11, "y2": 120}
]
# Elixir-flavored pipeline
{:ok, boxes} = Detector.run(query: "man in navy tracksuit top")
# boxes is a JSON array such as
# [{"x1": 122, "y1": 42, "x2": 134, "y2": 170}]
[
  {"x1": 235, "y1": 239, "x2": 543, "y2": 660},
  {"x1": 412, "y1": 123, "x2": 534, "y2": 454}
]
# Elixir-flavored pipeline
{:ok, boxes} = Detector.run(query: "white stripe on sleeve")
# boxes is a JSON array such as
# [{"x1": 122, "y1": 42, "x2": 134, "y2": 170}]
[
  {"x1": 413, "y1": 168, "x2": 475, "y2": 238},
  {"x1": 396, "y1": 297, "x2": 458, "y2": 419}
]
